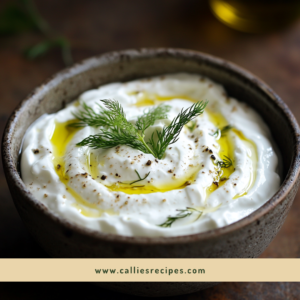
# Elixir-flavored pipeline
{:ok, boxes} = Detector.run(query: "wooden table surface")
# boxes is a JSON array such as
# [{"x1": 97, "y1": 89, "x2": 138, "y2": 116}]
[{"x1": 1, "y1": 0, "x2": 300, "y2": 298}]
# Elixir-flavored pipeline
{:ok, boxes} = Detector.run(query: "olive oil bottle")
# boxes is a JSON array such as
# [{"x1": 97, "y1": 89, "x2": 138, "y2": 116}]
[{"x1": 209, "y1": 0, "x2": 300, "y2": 33}]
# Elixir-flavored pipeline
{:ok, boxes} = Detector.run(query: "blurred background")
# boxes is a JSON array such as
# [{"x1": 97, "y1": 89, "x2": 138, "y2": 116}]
[{"x1": 1, "y1": 0, "x2": 300, "y2": 298}]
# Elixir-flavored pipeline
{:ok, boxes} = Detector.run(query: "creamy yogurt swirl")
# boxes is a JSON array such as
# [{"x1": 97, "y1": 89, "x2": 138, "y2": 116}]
[{"x1": 21, "y1": 73, "x2": 281, "y2": 237}]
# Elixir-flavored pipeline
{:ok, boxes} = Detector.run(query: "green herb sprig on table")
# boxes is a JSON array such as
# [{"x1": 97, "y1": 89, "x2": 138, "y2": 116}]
[
  {"x1": 70, "y1": 99, "x2": 207, "y2": 160},
  {"x1": 158, "y1": 207, "x2": 203, "y2": 228},
  {"x1": 0, "y1": 0, "x2": 72, "y2": 65}
]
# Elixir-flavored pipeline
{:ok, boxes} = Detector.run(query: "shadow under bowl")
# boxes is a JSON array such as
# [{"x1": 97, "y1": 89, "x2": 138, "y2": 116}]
[{"x1": 2, "y1": 48, "x2": 300, "y2": 297}]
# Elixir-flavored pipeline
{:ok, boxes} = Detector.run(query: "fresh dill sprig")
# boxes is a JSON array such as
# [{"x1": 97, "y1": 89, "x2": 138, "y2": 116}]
[
  {"x1": 215, "y1": 155, "x2": 233, "y2": 169},
  {"x1": 210, "y1": 124, "x2": 233, "y2": 138},
  {"x1": 136, "y1": 105, "x2": 171, "y2": 134},
  {"x1": 148, "y1": 101, "x2": 208, "y2": 159},
  {"x1": 129, "y1": 170, "x2": 150, "y2": 185},
  {"x1": 158, "y1": 207, "x2": 203, "y2": 228},
  {"x1": 186, "y1": 120, "x2": 197, "y2": 132},
  {"x1": 72, "y1": 99, "x2": 207, "y2": 159},
  {"x1": 69, "y1": 100, "x2": 125, "y2": 128},
  {"x1": 73, "y1": 100, "x2": 159, "y2": 156}
]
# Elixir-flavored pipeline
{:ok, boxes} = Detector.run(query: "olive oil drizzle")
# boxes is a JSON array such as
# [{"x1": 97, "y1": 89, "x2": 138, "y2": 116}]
[
  {"x1": 50, "y1": 120, "x2": 114, "y2": 217},
  {"x1": 51, "y1": 93, "x2": 257, "y2": 208},
  {"x1": 206, "y1": 110, "x2": 257, "y2": 199}
]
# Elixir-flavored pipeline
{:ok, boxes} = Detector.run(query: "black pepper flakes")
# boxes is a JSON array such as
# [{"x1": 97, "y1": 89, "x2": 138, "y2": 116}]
[
  {"x1": 101, "y1": 175, "x2": 107, "y2": 180},
  {"x1": 213, "y1": 181, "x2": 219, "y2": 187},
  {"x1": 57, "y1": 164, "x2": 61, "y2": 170},
  {"x1": 211, "y1": 155, "x2": 216, "y2": 160},
  {"x1": 146, "y1": 160, "x2": 152, "y2": 166},
  {"x1": 33, "y1": 149, "x2": 39, "y2": 154}
]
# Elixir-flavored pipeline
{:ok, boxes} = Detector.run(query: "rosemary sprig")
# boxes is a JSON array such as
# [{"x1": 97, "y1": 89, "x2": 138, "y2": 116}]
[
  {"x1": 215, "y1": 155, "x2": 233, "y2": 169},
  {"x1": 158, "y1": 207, "x2": 203, "y2": 228},
  {"x1": 72, "y1": 99, "x2": 207, "y2": 159},
  {"x1": 148, "y1": 101, "x2": 208, "y2": 159},
  {"x1": 210, "y1": 125, "x2": 233, "y2": 138},
  {"x1": 129, "y1": 170, "x2": 150, "y2": 185}
]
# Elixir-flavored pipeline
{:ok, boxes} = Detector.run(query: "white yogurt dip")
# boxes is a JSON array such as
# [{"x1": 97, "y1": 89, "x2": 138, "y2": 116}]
[{"x1": 21, "y1": 73, "x2": 281, "y2": 237}]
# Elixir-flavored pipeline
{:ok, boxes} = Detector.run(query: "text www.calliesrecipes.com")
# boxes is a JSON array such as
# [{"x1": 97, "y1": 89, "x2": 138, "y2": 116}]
[{"x1": 95, "y1": 267, "x2": 205, "y2": 275}]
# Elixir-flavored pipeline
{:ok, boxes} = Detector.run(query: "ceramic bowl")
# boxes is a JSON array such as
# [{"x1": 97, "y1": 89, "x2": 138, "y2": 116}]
[{"x1": 2, "y1": 48, "x2": 300, "y2": 297}]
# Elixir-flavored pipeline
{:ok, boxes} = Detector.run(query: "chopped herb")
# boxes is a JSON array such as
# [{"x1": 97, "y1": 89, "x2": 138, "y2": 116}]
[
  {"x1": 129, "y1": 170, "x2": 150, "y2": 185},
  {"x1": 210, "y1": 124, "x2": 233, "y2": 138},
  {"x1": 210, "y1": 128, "x2": 220, "y2": 138},
  {"x1": 220, "y1": 177, "x2": 229, "y2": 181},
  {"x1": 158, "y1": 207, "x2": 203, "y2": 228},
  {"x1": 186, "y1": 120, "x2": 197, "y2": 132},
  {"x1": 221, "y1": 125, "x2": 233, "y2": 136},
  {"x1": 215, "y1": 155, "x2": 233, "y2": 169}
]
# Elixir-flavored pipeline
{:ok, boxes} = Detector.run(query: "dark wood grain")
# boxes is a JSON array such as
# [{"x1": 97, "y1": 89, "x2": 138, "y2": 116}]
[{"x1": 1, "y1": 0, "x2": 300, "y2": 298}]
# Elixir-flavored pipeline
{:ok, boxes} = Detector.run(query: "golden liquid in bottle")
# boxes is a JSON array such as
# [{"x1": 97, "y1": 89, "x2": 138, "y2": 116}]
[{"x1": 209, "y1": 0, "x2": 300, "y2": 33}]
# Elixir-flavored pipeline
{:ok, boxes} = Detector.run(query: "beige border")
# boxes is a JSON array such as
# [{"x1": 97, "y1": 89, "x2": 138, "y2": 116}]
[{"x1": 0, "y1": 259, "x2": 299, "y2": 281}]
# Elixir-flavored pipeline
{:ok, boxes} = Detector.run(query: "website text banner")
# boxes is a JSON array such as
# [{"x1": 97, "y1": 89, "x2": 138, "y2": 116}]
[{"x1": 0, "y1": 259, "x2": 299, "y2": 282}]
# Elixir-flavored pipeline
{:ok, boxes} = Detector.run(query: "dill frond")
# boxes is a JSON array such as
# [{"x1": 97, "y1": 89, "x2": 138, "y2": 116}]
[
  {"x1": 158, "y1": 207, "x2": 203, "y2": 228},
  {"x1": 136, "y1": 104, "x2": 171, "y2": 134},
  {"x1": 220, "y1": 125, "x2": 233, "y2": 136},
  {"x1": 73, "y1": 99, "x2": 207, "y2": 160},
  {"x1": 215, "y1": 155, "x2": 233, "y2": 169},
  {"x1": 148, "y1": 101, "x2": 208, "y2": 159},
  {"x1": 68, "y1": 100, "x2": 124, "y2": 128}
]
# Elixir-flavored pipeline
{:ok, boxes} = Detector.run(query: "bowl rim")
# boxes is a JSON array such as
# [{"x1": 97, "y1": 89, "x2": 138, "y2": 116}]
[{"x1": 2, "y1": 47, "x2": 300, "y2": 245}]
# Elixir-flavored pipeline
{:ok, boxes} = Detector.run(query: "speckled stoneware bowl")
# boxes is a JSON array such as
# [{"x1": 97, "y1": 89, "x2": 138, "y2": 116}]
[{"x1": 2, "y1": 49, "x2": 300, "y2": 297}]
